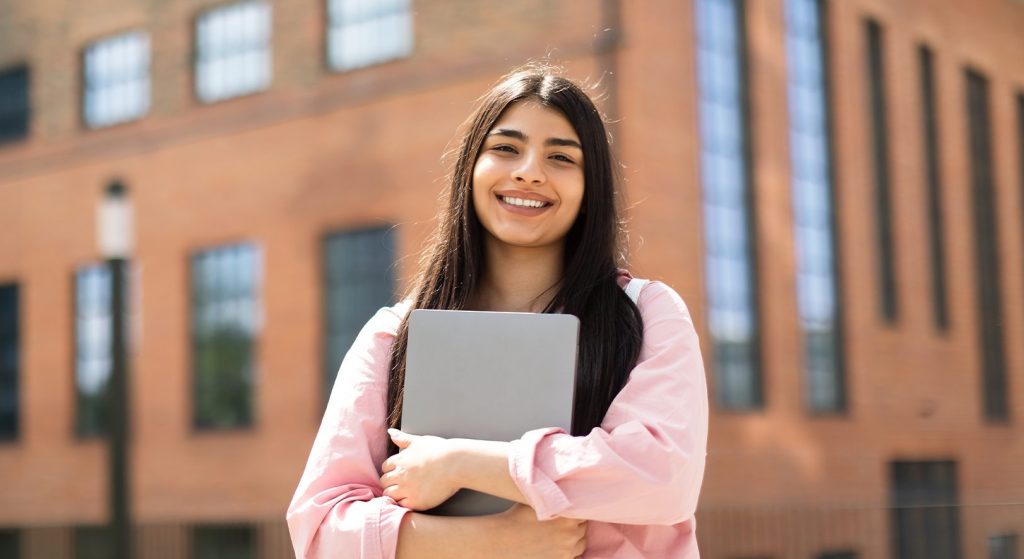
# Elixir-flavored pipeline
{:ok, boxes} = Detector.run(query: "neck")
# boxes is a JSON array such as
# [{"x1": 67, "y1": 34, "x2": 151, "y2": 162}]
[{"x1": 471, "y1": 234, "x2": 565, "y2": 313}]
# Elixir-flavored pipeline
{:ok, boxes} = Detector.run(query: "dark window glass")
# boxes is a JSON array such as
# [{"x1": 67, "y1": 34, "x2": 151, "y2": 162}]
[
  {"x1": 326, "y1": 0, "x2": 413, "y2": 71},
  {"x1": 785, "y1": 0, "x2": 845, "y2": 413},
  {"x1": 890, "y1": 460, "x2": 961, "y2": 559},
  {"x1": 74, "y1": 526, "x2": 112, "y2": 559},
  {"x1": 819, "y1": 552, "x2": 858, "y2": 559},
  {"x1": 865, "y1": 19, "x2": 897, "y2": 322},
  {"x1": 323, "y1": 226, "x2": 395, "y2": 400},
  {"x1": 0, "y1": 283, "x2": 19, "y2": 440},
  {"x1": 965, "y1": 69, "x2": 1008, "y2": 422},
  {"x1": 1018, "y1": 93, "x2": 1024, "y2": 342},
  {"x1": 191, "y1": 244, "x2": 260, "y2": 429},
  {"x1": 989, "y1": 534, "x2": 1019, "y2": 559},
  {"x1": 193, "y1": 525, "x2": 254, "y2": 559},
  {"x1": 0, "y1": 66, "x2": 29, "y2": 145},
  {"x1": 695, "y1": 0, "x2": 762, "y2": 410},
  {"x1": 0, "y1": 529, "x2": 20, "y2": 559},
  {"x1": 919, "y1": 45, "x2": 949, "y2": 331},
  {"x1": 195, "y1": 1, "x2": 271, "y2": 103}
]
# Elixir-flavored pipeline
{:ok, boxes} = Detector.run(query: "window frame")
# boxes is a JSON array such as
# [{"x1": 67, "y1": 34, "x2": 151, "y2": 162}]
[
  {"x1": 324, "y1": 0, "x2": 414, "y2": 73},
  {"x1": 189, "y1": 242, "x2": 262, "y2": 432},
  {"x1": 80, "y1": 30, "x2": 151, "y2": 129},
  {"x1": 321, "y1": 224, "x2": 397, "y2": 404},
  {"x1": 193, "y1": 0, "x2": 273, "y2": 104},
  {"x1": 784, "y1": 0, "x2": 847, "y2": 415},
  {"x1": 694, "y1": 0, "x2": 764, "y2": 411}
]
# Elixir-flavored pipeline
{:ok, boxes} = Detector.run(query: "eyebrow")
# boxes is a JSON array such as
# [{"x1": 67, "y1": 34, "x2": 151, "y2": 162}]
[{"x1": 489, "y1": 128, "x2": 582, "y2": 150}]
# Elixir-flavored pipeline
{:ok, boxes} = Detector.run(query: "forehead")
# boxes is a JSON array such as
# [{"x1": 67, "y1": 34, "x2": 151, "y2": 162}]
[{"x1": 490, "y1": 101, "x2": 580, "y2": 142}]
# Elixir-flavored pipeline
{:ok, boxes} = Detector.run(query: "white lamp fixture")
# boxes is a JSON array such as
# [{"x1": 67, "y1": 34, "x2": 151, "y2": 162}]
[{"x1": 98, "y1": 180, "x2": 134, "y2": 259}]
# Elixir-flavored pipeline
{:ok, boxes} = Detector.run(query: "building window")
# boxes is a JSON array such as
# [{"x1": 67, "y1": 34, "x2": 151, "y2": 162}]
[
  {"x1": 195, "y1": 1, "x2": 272, "y2": 103},
  {"x1": 989, "y1": 534, "x2": 1019, "y2": 559},
  {"x1": 865, "y1": 19, "x2": 897, "y2": 323},
  {"x1": 193, "y1": 524, "x2": 255, "y2": 559},
  {"x1": 82, "y1": 31, "x2": 150, "y2": 128},
  {"x1": 326, "y1": 0, "x2": 413, "y2": 72},
  {"x1": 191, "y1": 244, "x2": 261, "y2": 430},
  {"x1": 694, "y1": 0, "x2": 761, "y2": 410},
  {"x1": 0, "y1": 66, "x2": 29, "y2": 145},
  {"x1": 919, "y1": 45, "x2": 949, "y2": 332},
  {"x1": 785, "y1": 0, "x2": 845, "y2": 413},
  {"x1": 323, "y1": 226, "x2": 395, "y2": 400},
  {"x1": 0, "y1": 283, "x2": 19, "y2": 441},
  {"x1": 890, "y1": 460, "x2": 961, "y2": 559},
  {"x1": 818, "y1": 552, "x2": 858, "y2": 559},
  {"x1": 965, "y1": 69, "x2": 1008, "y2": 423},
  {"x1": 0, "y1": 529, "x2": 19, "y2": 559},
  {"x1": 74, "y1": 526, "x2": 112, "y2": 559},
  {"x1": 74, "y1": 264, "x2": 113, "y2": 437}
]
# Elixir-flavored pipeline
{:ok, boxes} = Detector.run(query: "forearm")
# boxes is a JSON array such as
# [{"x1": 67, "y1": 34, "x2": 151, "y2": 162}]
[
  {"x1": 449, "y1": 439, "x2": 528, "y2": 505},
  {"x1": 395, "y1": 512, "x2": 499, "y2": 559}
]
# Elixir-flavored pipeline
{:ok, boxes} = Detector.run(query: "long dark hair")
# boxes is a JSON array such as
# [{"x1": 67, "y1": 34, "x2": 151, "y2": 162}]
[{"x1": 386, "y1": 66, "x2": 643, "y2": 453}]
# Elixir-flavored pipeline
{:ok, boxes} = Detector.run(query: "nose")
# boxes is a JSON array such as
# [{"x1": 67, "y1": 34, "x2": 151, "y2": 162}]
[{"x1": 512, "y1": 151, "x2": 546, "y2": 185}]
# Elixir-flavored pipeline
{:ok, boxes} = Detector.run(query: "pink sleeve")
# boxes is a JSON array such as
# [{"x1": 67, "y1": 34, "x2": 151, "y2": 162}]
[
  {"x1": 508, "y1": 282, "x2": 709, "y2": 525},
  {"x1": 287, "y1": 306, "x2": 410, "y2": 559}
]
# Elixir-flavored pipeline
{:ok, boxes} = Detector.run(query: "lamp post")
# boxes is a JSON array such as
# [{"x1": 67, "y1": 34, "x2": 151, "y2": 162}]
[{"x1": 98, "y1": 180, "x2": 133, "y2": 559}]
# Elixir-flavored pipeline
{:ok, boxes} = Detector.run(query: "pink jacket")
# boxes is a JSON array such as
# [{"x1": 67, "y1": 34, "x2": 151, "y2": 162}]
[{"x1": 287, "y1": 278, "x2": 709, "y2": 558}]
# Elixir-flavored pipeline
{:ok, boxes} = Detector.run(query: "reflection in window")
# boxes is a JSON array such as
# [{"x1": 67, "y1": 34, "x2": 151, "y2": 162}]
[
  {"x1": 0, "y1": 283, "x2": 19, "y2": 440},
  {"x1": 0, "y1": 66, "x2": 30, "y2": 144},
  {"x1": 191, "y1": 244, "x2": 261, "y2": 429},
  {"x1": 83, "y1": 31, "x2": 150, "y2": 128},
  {"x1": 326, "y1": 0, "x2": 413, "y2": 72},
  {"x1": 195, "y1": 1, "x2": 272, "y2": 103},
  {"x1": 75, "y1": 264, "x2": 112, "y2": 437},
  {"x1": 694, "y1": 0, "x2": 761, "y2": 409},
  {"x1": 323, "y1": 226, "x2": 395, "y2": 401},
  {"x1": 785, "y1": 0, "x2": 844, "y2": 412}
]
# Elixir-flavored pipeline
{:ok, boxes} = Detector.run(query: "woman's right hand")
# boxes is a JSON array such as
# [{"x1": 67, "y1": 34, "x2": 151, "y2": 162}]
[{"x1": 490, "y1": 503, "x2": 588, "y2": 558}]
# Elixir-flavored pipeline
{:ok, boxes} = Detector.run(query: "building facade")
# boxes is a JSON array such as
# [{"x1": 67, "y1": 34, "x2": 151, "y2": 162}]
[{"x1": 0, "y1": 0, "x2": 1022, "y2": 557}]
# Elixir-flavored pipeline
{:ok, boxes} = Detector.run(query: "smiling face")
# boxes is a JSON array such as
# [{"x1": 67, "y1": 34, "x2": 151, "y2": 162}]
[{"x1": 471, "y1": 100, "x2": 585, "y2": 251}]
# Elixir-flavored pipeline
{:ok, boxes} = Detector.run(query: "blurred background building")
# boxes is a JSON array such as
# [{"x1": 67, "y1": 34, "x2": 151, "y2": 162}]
[{"x1": 0, "y1": 0, "x2": 1022, "y2": 557}]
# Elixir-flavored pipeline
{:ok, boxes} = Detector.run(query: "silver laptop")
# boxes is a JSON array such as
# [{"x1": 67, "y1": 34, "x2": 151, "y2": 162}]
[{"x1": 401, "y1": 309, "x2": 579, "y2": 516}]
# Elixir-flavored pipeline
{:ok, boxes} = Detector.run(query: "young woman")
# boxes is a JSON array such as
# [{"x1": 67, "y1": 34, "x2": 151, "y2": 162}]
[{"x1": 287, "y1": 66, "x2": 709, "y2": 559}]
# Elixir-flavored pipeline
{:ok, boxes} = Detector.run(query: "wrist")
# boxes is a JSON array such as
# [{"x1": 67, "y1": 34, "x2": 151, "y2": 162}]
[{"x1": 444, "y1": 438, "x2": 477, "y2": 490}]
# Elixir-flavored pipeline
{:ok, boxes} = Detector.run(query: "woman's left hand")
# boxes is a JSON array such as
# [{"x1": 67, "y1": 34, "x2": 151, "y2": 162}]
[{"x1": 380, "y1": 429, "x2": 461, "y2": 511}]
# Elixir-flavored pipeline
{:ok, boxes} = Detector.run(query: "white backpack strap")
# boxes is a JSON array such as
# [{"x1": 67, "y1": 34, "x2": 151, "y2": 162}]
[{"x1": 624, "y1": 278, "x2": 650, "y2": 304}]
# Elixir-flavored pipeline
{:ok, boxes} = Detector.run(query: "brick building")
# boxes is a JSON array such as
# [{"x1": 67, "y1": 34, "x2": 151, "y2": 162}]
[{"x1": 0, "y1": 0, "x2": 1022, "y2": 557}]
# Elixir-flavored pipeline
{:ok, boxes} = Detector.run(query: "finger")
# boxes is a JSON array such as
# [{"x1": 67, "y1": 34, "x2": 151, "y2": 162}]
[
  {"x1": 382, "y1": 484, "x2": 404, "y2": 500},
  {"x1": 381, "y1": 457, "x2": 396, "y2": 473},
  {"x1": 388, "y1": 428, "x2": 414, "y2": 449}
]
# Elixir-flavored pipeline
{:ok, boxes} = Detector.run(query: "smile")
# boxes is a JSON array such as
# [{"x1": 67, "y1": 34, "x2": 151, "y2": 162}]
[{"x1": 497, "y1": 195, "x2": 552, "y2": 209}]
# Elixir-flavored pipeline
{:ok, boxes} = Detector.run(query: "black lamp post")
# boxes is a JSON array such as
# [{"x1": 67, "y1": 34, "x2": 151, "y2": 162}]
[{"x1": 98, "y1": 180, "x2": 133, "y2": 559}]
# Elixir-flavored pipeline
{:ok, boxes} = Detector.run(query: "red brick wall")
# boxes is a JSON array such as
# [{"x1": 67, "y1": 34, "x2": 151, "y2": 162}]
[{"x1": 0, "y1": 1, "x2": 1022, "y2": 555}]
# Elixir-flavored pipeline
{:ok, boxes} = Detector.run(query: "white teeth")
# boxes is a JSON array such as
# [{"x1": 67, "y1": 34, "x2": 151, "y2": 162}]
[{"x1": 501, "y1": 196, "x2": 547, "y2": 208}]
